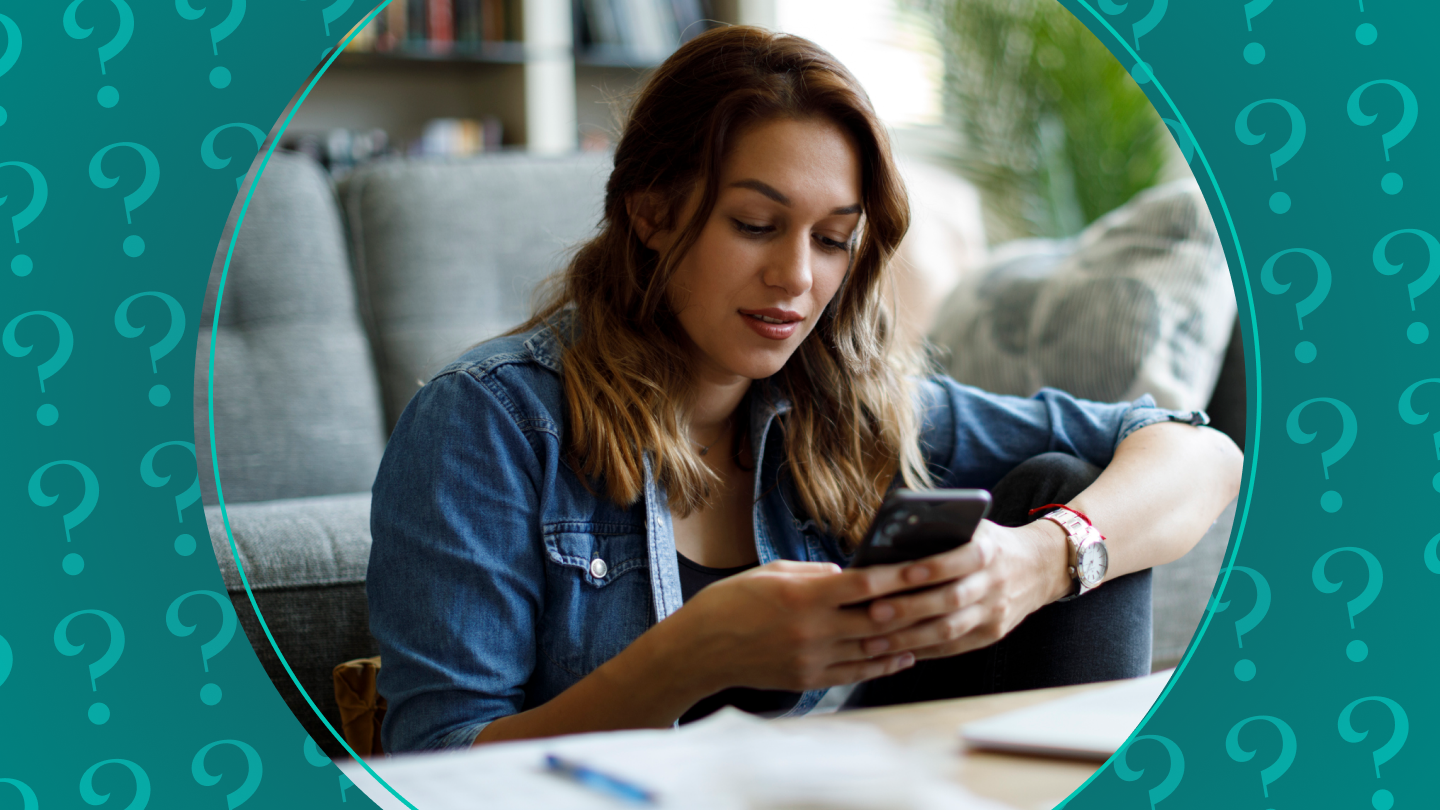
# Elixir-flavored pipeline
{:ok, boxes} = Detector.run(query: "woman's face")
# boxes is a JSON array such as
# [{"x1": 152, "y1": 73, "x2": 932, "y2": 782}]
[{"x1": 652, "y1": 116, "x2": 863, "y2": 385}]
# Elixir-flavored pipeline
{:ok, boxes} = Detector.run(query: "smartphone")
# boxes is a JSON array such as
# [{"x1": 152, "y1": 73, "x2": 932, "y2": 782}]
[{"x1": 847, "y1": 488, "x2": 992, "y2": 568}]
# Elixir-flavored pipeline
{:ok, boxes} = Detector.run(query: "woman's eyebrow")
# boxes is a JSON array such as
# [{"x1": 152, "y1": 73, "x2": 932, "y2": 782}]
[{"x1": 729, "y1": 178, "x2": 862, "y2": 215}]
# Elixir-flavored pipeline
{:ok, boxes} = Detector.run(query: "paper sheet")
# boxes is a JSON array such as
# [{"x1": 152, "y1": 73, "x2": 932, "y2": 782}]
[{"x1": 338, "y1": 708, "x2": 1009, "y2": 810}]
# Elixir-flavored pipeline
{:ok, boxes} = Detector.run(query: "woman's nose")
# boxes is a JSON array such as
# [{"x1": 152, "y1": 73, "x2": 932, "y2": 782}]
[{"x1": 762, "y1": 234, "x2": 813, "y2": 296}]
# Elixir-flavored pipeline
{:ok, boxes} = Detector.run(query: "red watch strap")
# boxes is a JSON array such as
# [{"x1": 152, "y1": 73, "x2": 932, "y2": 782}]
[{"x1": 1027, "y1": 503, "x2": 1106, "y2": 540}]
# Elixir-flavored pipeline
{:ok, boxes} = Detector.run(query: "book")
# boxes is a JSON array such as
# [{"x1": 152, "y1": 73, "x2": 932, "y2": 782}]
[
  {"x1": 428, "y1": 0, "x2": 454, "y2": 50},
  {"x1": 382, "y1": 0, "x2": 407, "y2": 48},
  {"x1": 480, "y1": 0, "x2": 506, "y2": 42},
  {"x1": 454, "y1": 0, "x2": 482, "y2": 43},
  {"x1": 406, "y1": 0, "x2": 427, "y2": 45}
]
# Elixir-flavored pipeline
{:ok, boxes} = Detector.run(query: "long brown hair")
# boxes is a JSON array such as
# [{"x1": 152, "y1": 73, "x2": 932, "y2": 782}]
[{"x1": 510, "y1": 25, "x2": 933, "y2": 549}]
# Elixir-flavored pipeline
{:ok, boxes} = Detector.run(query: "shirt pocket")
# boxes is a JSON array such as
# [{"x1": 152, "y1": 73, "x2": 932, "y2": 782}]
[{"x1": 538, "y1": 524, "x2": 652, "y2": 679}]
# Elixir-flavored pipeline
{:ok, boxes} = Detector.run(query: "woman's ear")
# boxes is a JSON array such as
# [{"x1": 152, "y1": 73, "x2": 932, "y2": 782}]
[{"x1": 625, "y1": 192, "x2": 668, "y2": 251}]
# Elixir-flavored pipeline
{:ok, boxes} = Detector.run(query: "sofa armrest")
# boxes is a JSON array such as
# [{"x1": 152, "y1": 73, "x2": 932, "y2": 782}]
[
  {"x1": 206, "y1": 493, "x2": 377, "y2": 758},
  {"x1": 1151, "y1": 496, "x2": 1235, "y2": 670}
]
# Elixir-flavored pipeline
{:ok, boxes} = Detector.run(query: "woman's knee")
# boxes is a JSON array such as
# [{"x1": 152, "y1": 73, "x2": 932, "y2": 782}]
[{"x1": 989, "y1": 452, "x2": 1103, "y2": 527}]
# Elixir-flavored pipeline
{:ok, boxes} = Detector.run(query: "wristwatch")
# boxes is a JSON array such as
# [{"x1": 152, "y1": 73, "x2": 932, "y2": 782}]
[{"x1": 1037, "y1": 506, "x2": 1108, "y2": 602}]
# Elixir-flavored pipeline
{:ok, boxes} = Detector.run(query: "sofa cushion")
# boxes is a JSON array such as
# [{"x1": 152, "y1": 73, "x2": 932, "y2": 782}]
[
  {"x1": 928, "y1": 178, "x2": 1236, "y2": 411},
  {"x1": 206, "y1": 493, "x2": 376, "y2": 758},
  {"x1": 342, "y1": 153, "x2": 611, "y2": 430},
  {"x1": 198, "y1": 150, "x2": 388, "y2": 504}
]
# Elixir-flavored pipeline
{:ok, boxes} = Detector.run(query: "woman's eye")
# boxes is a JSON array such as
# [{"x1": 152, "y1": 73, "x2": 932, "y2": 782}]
[{"x1": 731, "y1": 219, "x2": 849, "y2": 253}]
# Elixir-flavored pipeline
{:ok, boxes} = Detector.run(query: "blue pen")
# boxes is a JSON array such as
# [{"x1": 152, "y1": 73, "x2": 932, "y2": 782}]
[{"x1": 543, "y1": 754, "x2": 658, "y2": 805}]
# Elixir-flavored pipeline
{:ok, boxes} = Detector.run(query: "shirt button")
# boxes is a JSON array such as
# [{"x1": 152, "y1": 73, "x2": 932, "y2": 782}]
[{"x1": 590, "y1": 558, "x2": 608, "y2": 578}]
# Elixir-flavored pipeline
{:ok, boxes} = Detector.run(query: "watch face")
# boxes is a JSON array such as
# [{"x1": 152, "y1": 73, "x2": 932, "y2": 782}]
[{"x1": 1078, "y1": 543, "x2": 1108, "y2": 586}]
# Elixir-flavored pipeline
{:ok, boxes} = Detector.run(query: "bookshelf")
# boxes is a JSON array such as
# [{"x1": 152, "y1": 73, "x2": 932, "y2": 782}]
[{"x1": 286, "y1": 0, "x2": 774, "y2": 167}]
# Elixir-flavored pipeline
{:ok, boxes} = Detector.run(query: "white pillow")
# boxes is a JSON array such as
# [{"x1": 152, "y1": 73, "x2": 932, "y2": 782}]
[
  {"x1": 927, "y1": 179, "x2": 1235, "y2": 410},
  {"x1": 886, "y1": 156, "x2": 989, "y2": 349}
]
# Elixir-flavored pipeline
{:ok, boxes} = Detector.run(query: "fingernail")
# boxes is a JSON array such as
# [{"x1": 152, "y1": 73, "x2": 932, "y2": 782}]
[
  {"x1": 906, "y1": 566, "x2": 930, "y2": 583},
  {"x1": 872, "y1": 603, "x2": 894, "y2": 622},
  {"x1": 865, "y1": 638, "x2": 889, "y2": 654},
  {"x1": 900, "y1": 653, "x2": 915, "y2": 667}
]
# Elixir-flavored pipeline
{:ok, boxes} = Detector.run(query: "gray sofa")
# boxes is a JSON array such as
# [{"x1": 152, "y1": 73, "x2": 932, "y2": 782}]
[{"x1": 195, "y1": 151, "x2": 1244, "y2": 758}]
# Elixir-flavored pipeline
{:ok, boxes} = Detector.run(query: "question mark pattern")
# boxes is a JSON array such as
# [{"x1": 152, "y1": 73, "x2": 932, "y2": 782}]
[
  {"x1": 114, "y1": 291, "x2": 186, "y2": 407},
  {"x1": 1312, "y1": 547, "x2": 1384, "y2": 663},
  {"x1": 1372, "y1": 229, "x2": 1439, "y2": 346},
  {"x1": 1347, "y1": 80, "x2": 1418, "y2": 196},
  {"x1": 4, "y1": 310, "x2": 71, "y2": 424},
  {"x1": 1242, "y1": 0, "x2": 1273, "y2": 64},
  {"x1": 176, "y1": 0, "x2": 246, "y2": 90},
  {"x1": 63, "y1": 0, "x2": 133, "y2": 108},
  {"x1": 0, "y1": 14, "x2": 22, "y2": 127},
  {"x1": 1260, "y1": 248, "x2": 1331, "y2": 363},
  {"x1": 29, "y1": 459, "x2": 99, "y2": 574},
  {"x1": 53, "y1": 609, "x2": 125, "y2": 725},
  {"x1": 2, "y1": 1, "x2": 1437, "y2": 808},
  {"x1": 305, "y1": 736, "x2": 356, "y2": 801},
  {"x1": 1207, "y1": 565, "x2": 1270, "y2": 681},
  {"x1": 166, "y1": 590, "x2": 238, "y2": 705},
  {"x1": 1235, "y1": 98, "x2": 1306, "y2": 214},
  {"x1": 2, "y1": 1, "x2": 380, "y2": 808},
  {"x1": 79, "y1": 759, "x2": 151, "y2": 810},
  {"x1": 89, "y1": 142, "x2": 159, "y2": 258},
  {"x1": 0, "y1": 161, "x2": 48, "y2": 277},
  {"x1": 1338, "y1": 696, "x2": 1408, "y2": 810},
  {"x1": 202, "y1": 123, "x2": 267, "y2": 189},
  {"x1": 1057, "y1": 3, "x2": 1434, "y2": 807},
  {"x1": 193, "y1": 740, "x2": 263, "y2": 809},
  {"x1": 1285, "y1": 397, "x2": 1357, "y2": 513}
]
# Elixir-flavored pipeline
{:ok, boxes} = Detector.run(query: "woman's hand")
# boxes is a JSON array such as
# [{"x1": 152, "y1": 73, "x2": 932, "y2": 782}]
[
  {"x1": 853, "y1": 519, "x2": 1073, "y2": 661},
  {"x1": 674, "y1": 559, "x2": 929, "y2": 694}
]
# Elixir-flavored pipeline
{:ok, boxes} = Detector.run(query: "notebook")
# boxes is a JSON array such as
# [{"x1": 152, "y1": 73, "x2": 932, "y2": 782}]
[{"x1": 958, "y1": 669, "x2": 1174, "y2": 761}]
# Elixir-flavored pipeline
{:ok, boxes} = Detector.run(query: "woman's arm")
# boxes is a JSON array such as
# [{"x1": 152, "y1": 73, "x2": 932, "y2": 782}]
[
  {"x1": 1065, "y1": 420, "x2": 1244, "y2": 587},
  {"x1": 473, "y1": 610, "x2": 714, "y2": 743},
  {"x1": 855, "y1": 420, "x2": 1243, "y2": 660},
  {"x1": 476, "y1": 559, "x2": 927, "y2": 745}
]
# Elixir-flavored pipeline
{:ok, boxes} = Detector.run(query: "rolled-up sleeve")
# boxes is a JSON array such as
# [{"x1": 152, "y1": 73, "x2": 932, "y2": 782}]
[
  {"x1": 916, "y1": 375, "x2": 1203, "y2": 490},
  {"x1": 368, "y1": 368, "x2": 545, "y2": 753}
]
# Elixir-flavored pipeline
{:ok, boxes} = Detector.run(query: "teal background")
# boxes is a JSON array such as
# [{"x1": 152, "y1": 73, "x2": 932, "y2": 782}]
[
  {"x1": 1060, "y1": 1, "x2": 1436, "y2": 807},
  {"x1": 0, "y1": 1, "x2": 382, "y2": 807},
  {"x1": 0, "y1": 1, "x2": 1432, "y2": 808}
]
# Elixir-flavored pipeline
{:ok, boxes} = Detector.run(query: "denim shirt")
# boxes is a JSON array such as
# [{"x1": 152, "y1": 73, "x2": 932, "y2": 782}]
[{"x1": 367, "y1": 310, "x2": 1196, "y2": 753}]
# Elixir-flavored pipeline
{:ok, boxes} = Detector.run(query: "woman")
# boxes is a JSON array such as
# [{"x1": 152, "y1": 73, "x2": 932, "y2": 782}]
[{"x1": 367, "y1": 25, "x2": 1243, "y2": 753}]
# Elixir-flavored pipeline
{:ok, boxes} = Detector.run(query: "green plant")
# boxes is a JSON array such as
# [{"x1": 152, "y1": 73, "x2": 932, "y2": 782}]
[{"x1": 909, "y1": 0, "x2": 1170, "y2": 241}]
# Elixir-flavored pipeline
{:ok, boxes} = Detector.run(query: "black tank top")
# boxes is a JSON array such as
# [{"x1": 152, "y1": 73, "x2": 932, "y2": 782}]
[{"x1": 675, "y1": 551, "x2": 803, "y2": 724}]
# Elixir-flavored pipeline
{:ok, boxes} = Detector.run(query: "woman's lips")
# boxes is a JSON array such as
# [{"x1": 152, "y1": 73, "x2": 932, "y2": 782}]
[{"x1": 739, "y1": 309, "x2": 802, "y2": 340}]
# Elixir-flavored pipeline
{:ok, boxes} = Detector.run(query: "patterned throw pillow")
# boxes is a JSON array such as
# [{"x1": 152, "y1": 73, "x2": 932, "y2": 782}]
[{"x1": 927, "y1": 179, "x2": 1236, "y2": 411}]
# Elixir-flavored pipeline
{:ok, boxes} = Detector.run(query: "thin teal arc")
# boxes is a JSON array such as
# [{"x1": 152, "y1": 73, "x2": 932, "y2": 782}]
[
  {"x1": 1053, "y1": 2, "x2": 1263, "y2": 806},
  {"x1": 205, "y1": 3, "x2": 419, "y2": 807}
]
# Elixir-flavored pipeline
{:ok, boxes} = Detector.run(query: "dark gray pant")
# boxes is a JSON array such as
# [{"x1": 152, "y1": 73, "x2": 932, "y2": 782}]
[{"x1": 841, "y1": 452, "x2": 1152, "y2": 709}]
